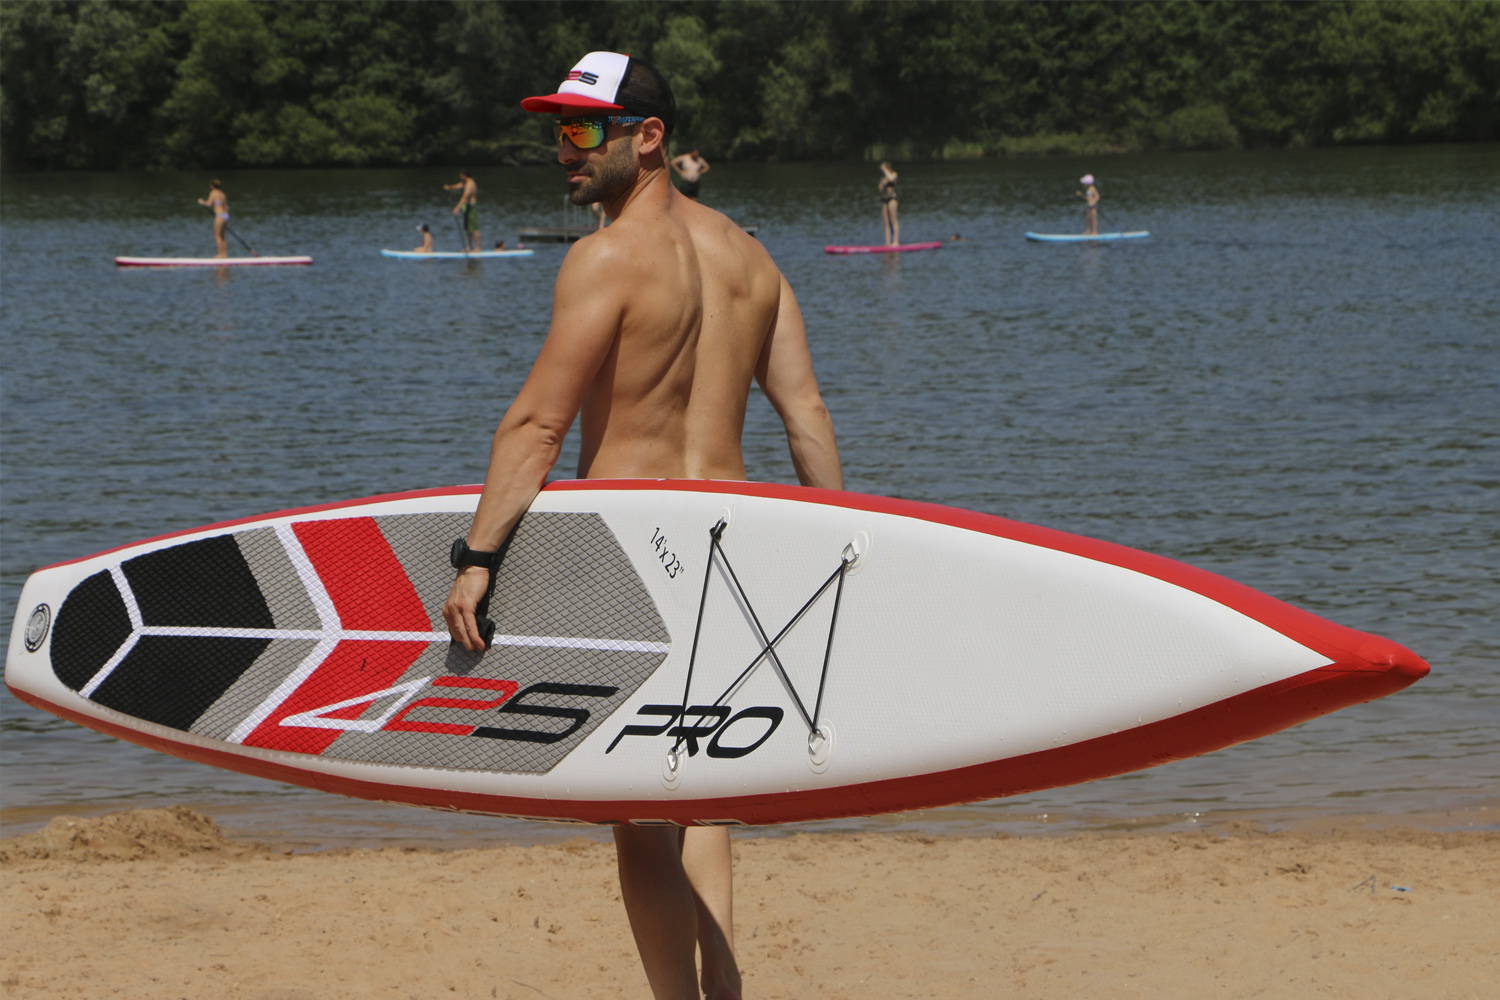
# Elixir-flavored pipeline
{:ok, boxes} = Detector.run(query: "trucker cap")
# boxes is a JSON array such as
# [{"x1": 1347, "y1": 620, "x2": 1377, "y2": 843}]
[{"x1": 520, "y1": 51, "x2": 676, "y2": 133}]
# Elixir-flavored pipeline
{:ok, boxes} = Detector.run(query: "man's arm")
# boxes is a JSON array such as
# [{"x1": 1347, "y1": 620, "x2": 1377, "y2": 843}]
[
  {"x1": 755, "y1": 274, "x2": 843, "y2": 491},
  {"x1": 442, "y1": 241, "x2": 629, "y2": 649}
]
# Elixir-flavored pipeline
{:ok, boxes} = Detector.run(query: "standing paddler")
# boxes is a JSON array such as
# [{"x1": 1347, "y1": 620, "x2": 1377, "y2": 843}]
[
  {"x1": 196, "y1": 180, "x2": 230, "y2": 258},
  {"x1": 444, "y1": 171, "x2": 481, "y2": 252}
]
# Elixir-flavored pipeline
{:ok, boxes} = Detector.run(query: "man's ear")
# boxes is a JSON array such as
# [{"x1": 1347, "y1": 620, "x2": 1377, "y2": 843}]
[{"x1": 637, "y1": 116, "x2": 667, "y2": 157}]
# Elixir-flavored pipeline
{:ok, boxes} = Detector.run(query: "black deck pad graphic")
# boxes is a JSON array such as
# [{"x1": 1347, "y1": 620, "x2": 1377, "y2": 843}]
[
  {"x1": 90, "y1": 634, "x2": 272, "y2": 731},
  {"x1": 51, "y1": 570, "x2": 133, "y2": 691},
  {"x1": 123, "y1": 535, "x2": 273, "y2": 629},
  {"x1": 44, "y1": 508, "x2": 672, "y2": 777}
]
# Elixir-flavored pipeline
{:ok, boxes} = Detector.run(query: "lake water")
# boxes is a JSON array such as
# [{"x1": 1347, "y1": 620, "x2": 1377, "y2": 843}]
[{"x1": 2, "y1": 145, "x2": 1496, "y2": 849}]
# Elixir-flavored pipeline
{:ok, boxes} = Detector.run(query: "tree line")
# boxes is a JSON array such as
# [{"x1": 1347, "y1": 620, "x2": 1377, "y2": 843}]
[{"x1": 3, "y1": 0, "x2": 1496, "y2": 170}]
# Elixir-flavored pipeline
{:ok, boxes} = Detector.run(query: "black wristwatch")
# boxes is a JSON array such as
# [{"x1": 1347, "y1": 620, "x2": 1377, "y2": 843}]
[{"x1": 450, "y1": 537, "x2": 502, "y2": 572}]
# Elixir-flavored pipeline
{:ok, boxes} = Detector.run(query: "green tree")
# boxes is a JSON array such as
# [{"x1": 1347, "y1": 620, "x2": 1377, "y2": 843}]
[{"x1": 3, "y1": 0, "x2": 1495, "y2": 170}]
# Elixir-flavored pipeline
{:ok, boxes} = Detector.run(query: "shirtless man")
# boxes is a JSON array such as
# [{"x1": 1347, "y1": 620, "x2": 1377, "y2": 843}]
[
  {"x1": 670, "y1": 149, "x2": 711, "y2": 199},
  {"x1": 196, "y1": 180, "x2": 230, "y2": 257},
  {"x1": 442, "y1": 51, "x2": 842, "y2": 1000},
  {"x1": 444, "y1": 171, "x2": 480, "y2": 251}
]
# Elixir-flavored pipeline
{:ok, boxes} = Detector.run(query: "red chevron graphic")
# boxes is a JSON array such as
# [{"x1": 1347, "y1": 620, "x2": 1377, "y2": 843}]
[{"x1": 242, "y1": 517, "x2": 432, "y2": 754}]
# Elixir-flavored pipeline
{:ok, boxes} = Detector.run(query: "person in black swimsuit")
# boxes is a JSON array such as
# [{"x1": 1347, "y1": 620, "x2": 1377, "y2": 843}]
[{"x1": 878, "y1": 161, "x2": 900, "y2": 245}]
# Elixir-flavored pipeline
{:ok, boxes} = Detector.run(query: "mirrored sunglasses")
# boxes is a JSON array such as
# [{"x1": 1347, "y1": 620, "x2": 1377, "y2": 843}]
[{"x1": 554, "y1": 115, "x2": 646, "y2": 150}]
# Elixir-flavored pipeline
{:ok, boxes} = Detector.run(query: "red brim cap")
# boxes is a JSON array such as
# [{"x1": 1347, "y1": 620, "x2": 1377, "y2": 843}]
[
  {"x1": 518, "y1": 93, "x2": 623, "y2": 114},
  {"x1": 520, "y1": 51, "x2": 631, "y2": 115}
]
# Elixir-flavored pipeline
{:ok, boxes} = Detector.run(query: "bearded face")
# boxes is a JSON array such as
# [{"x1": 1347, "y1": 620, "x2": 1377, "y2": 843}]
[{"x1": 566, "y1": 133, "x2": 638, "y2": 206}]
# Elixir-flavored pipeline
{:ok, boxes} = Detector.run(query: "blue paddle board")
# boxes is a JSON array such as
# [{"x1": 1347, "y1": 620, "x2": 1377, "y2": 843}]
[
  {"x1": 381, "y1": 249, "x2": 535, "y2": 259},
  {"x1": 1024, "y1": 232, "x2": 1151, "y2": 243}
]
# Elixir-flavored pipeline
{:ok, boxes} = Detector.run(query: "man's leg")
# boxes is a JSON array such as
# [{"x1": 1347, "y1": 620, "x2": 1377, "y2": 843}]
[
  {"x1": 681, "y1": 826, "x2": 740, "y2": 999},
  {"x1": 614, "y1": 825, "x2": 702, "y2": 1000}
]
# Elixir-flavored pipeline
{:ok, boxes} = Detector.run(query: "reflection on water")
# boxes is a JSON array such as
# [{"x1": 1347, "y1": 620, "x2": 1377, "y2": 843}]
[{"x1": 2, "y1": 145, "x2": 1497, "y2": 846}]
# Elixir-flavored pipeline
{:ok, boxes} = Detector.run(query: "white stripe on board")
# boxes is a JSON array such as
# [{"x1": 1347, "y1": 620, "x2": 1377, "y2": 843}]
[
  {"x1": 78, "y1": 565, "x2": 146, "y2": 697},
  {"x1": 228, "y1": 524, "x2": 344, "y2": 744},
  {"x1": 227, "y1": 636, "x2": 338, "y2": 744},
  {"x1": 135, "y1": 624, "x2": 670, "y2": 653},
  {"x1": 276, "y1": 522, "x2": 338, "y2": 631}
]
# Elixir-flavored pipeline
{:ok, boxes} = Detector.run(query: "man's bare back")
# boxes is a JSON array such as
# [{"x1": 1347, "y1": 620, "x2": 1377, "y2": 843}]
[{"x1": 567, "y1": 197, "x2": 781, "y2": 480}]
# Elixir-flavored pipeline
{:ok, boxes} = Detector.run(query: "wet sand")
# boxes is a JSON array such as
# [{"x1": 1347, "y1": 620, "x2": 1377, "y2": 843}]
[{"x1": 2, "y1": 807, "x2": 1495, "y2": 999}]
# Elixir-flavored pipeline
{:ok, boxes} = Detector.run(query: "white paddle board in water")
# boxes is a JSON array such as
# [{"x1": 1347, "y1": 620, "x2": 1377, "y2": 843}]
[{"x1": 5, "y1": 479, "x2": 1426, "y2": 826}]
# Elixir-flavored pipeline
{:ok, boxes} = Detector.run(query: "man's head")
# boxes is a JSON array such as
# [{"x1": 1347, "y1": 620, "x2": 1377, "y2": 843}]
[{"x1": 523, "y1": 52, "x2": 677, "y2": 207}]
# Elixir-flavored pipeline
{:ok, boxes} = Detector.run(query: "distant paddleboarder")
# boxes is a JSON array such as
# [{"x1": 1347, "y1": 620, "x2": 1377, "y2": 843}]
[
  {"x1": 878, "y1": 161, "x2": 900, "y2": 245},
  {"x1": 670, "y1": 149, "x2": 710, "y2": 199},
  {"x1": 413, "y1": 224, "x2": 434, "y2": 253},
  {"x1": 444, "y1": 171, "x2": 480, "y2": 252},
  {"x1": 196, "y1": 180, "x2": 230, "y2": 258},
  {"x1": 1078, "y1": 173, "x2": 1100, "y2": 235}
]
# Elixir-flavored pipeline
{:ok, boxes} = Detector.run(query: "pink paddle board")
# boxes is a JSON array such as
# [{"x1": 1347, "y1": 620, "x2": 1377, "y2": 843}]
[{"x1": 824, "y1": 242, "x2": 943, "y2": 255}]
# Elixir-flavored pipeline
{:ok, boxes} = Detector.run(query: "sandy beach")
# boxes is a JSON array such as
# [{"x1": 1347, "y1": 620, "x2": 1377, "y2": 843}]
[{"x1": 2, "y1": 807, "x2": 1496, "y2": 999}]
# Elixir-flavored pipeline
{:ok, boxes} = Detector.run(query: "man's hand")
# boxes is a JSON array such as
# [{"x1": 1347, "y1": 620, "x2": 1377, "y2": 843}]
[{"x1": 443, "y1": 566, "x2": 493, "y2": 651}]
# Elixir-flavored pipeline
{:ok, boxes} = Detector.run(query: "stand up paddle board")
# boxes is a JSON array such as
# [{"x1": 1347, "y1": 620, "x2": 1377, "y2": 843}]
[
  {"x1": 381, "y1": 249, "x2": 535, "y2": 260},
  {"x1": 5, "y1": 480, "x2": 1426, "y2": 826},
  {"x1": 115, "y1": 256, "x2": 314, "y2": 267},
  {"x1": 1024, "y1": 232, "x2": 1151, "y2": 243},
  {"x1": 824, "y1": 242, "x2": 943, "y2": 255}
]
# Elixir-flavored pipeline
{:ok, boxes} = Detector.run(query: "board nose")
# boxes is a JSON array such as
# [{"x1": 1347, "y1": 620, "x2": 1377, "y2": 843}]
[{"x1": 1355, "y1": 636, "x2": 1430, "y2": 684}]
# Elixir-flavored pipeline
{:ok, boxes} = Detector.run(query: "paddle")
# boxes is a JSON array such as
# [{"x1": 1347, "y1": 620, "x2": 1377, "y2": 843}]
[
  {"x1": 1096, "y1": 204, "x2": 1133, "y2": 236},
  {"x1": 224, "y1": 223, "x2": 259, "y2": 256},
  {"x1": 454, "y1": 213, "x2": 469, "y2": 254}
]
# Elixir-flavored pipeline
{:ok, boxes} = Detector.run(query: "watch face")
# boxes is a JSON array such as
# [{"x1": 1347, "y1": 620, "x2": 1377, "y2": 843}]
[{"x1": 450, "y1": 536, "x2": 469, "y2": 568}]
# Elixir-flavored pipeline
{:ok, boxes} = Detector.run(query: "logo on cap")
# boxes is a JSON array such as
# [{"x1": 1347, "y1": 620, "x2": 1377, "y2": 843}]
[{"x1": 567, "y1": 70, "x2": 600, "y2": 86}]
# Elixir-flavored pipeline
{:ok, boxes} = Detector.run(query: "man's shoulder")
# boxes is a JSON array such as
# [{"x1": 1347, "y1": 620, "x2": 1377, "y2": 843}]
[{"x1": 559, "y1": 223, "x2": 643, "y2": 280}]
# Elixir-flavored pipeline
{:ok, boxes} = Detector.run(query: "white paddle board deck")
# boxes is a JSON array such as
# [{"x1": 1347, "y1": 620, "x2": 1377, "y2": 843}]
[
  {"x1": 5, "y1": 480, "x2": 1426, "y2": 826},
  {"x1": 115, "y1": 256, "x2": 314, "y2": 267},
  {"x1": 380, "y1": 249, "x2": 536, "y2": 259}
]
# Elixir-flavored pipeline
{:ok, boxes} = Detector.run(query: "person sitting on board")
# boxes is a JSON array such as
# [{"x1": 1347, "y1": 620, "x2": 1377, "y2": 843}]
[
  {"x1": 413, "y1": 224, "x2": 434, "y2": 253},
  {"x1": 670, "y1": 149, "x2": 711, "y2": 199},
  {"x1": 443, "y1": 50, "x2": 842, "y2": 1000},
  {"x1": 878, "y1": 161, "x2": 900, "y2": 245},
  {"x1": 492, "y1": 239, "x2": 507, "y2": 250},
  {"x1": 444, "y1": 171, "x2": 481, "y2": 252},
  {"x1": 196, "y1": 180, "x2": 230, "y2": 258},
  {"x1": 1078, "y1": 173, "x2": 1100, "y2": 235}
]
